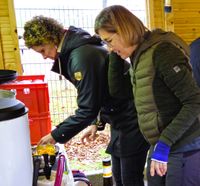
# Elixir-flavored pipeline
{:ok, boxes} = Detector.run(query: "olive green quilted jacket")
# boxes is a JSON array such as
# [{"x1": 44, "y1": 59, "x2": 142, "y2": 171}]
[{"x1": 130, "y1": 29, "x2": 200, "y2": 151}]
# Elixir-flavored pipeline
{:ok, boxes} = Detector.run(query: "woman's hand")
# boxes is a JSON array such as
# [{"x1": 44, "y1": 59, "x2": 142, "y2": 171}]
[
  {"x1": 38, "y1": 133, "x2": 56, "y2": 145},
  {"x1": 80, "y1": 125, "x2": 98, "y2": 144},
  {"x1": 150, "y1": 141, "x2": 170, "y2": 176},
  {"x1": 150, "y1": 160, "x2": 167, "y2": 177}
]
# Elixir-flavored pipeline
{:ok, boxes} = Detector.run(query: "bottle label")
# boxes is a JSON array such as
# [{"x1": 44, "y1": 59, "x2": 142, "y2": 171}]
[{"x1": 103, "y1": 165, "x2": 112, "y2": 178}]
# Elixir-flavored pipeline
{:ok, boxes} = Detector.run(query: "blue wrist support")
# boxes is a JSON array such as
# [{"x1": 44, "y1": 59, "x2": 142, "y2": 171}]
[{"x1": 151, "y1": 141, "x2": 170, "y2": 163}]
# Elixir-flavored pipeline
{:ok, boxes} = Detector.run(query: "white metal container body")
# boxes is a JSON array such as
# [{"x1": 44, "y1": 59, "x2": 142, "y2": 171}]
[{"x1": 0, "y1": 114, "x2": 33, "y2": 186}]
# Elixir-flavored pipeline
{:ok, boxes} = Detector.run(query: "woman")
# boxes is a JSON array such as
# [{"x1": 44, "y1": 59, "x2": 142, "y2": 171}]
[
  {"x1": 23, "y1": 15, "x2": 110, "y2": 145},
  {"x1": 94, "y1": 5, "x2": 200, "y2": 186}
]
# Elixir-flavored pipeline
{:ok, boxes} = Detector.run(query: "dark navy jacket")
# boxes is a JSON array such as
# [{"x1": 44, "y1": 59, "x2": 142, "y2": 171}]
[
  {"x1": 51, "y1": 26, "x2": 109, "y2": 143},
  {"x1": 190, "y1": 38, "x2": 200, "y2": 87}
]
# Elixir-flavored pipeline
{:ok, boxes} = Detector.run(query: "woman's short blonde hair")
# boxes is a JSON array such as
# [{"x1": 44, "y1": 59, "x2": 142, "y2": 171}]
[
  {"x1": 95, "y1": 5, "x2": 147, "y2": 46},
  {"x1": 23, "y1": 15, "x2": 64, "y2": 48}
]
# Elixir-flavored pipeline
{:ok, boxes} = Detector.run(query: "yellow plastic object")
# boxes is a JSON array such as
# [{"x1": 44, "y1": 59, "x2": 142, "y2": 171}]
[{"x1": 34, "y1": 144, "x2": 56, "y2": 156}]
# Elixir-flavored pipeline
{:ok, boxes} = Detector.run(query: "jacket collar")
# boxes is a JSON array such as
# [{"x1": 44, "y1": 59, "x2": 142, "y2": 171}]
[{"x1": 51, "y1": 26, "x2": 102, "y2": 75}]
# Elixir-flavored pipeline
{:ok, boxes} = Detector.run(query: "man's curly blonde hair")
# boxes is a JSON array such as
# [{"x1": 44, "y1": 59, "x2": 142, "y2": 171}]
[{"x1": 23, "y1": 15, "x2": 64, "y2": 48}]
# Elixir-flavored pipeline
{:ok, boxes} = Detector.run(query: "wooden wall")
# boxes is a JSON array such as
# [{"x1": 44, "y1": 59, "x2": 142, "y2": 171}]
[
  {"x1": 146, "y1": 0, "x2": 165, "y2": 30},
  {"x1": 147, "y1": 0, "x2": 200, "y2": 44},
  {"x1": 173, "y1": 0, "x2": 200, "y2": 43},
  {"x1": 0, "y1": 0, "x2": 22, "y2": 74}
]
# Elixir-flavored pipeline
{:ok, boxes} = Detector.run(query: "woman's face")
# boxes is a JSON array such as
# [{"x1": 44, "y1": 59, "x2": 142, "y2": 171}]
[
  {"x1": 32, "y1": 44, "x2": 58, "y2": 60},
  {"x1": 98, "y1": 29, "x2": 137, "y2": 59}
]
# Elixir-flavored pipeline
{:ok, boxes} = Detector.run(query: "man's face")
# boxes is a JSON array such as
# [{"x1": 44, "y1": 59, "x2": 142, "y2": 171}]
[{"x1": 32, "y1": 44, "x2": 58, "y2": 60}]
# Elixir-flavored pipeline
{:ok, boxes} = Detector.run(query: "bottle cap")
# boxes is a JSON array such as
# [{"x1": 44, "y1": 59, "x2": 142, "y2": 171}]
[{"x1": 102, "y1": 156, "x2": 111, "y2": 163}]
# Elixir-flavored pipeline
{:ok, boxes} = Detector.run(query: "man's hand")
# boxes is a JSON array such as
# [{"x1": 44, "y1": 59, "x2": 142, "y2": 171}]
[
  {"x1": 38, "y1": 133, "x2": 56, "y2": 145},
  {"x1": 80, "y1": 125, "x2": 98, "y2": 144}
]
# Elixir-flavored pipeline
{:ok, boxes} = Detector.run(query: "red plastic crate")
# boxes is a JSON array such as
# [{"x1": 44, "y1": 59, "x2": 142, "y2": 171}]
[
  {"x1": 0, "y1": 75, "x2": 49, "y2": 117},
  {"x1": 29, "y1": 112, "x2": 51, "y2": 145}
]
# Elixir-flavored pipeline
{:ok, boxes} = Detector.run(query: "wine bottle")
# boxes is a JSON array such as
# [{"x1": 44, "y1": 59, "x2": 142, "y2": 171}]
[{"x1": 102, "y1": 157, "x2": 113, "y2": 186}]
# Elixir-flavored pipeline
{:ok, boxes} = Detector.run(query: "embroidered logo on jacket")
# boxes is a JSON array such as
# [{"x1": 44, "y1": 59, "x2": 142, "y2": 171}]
[
  {"x1": 74, "y1": 72, "x2": 82, "y2": 81},
  {"x1": 173, "y1": 65, "x2": 181, "y2": 73}
]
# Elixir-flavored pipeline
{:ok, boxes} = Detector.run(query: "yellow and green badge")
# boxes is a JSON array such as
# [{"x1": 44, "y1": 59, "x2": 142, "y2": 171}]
[{"x1": 74, "y1": 72, "x2": 82, "y2": 81}]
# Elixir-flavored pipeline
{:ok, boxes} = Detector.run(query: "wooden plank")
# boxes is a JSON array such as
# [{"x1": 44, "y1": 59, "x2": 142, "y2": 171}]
[
  {"x1": 154, "y1": 0, "x2": 163, "y2": 7},
  {"x1": 146, "y1": 0, "x2": 155, "y2": 29},
  {"x1": 174, "y1": 9, "x2": 200, "y2": 12},
  {"x1": 8, "y1": 0, "x2": 22, "y2": 74},
  {"x1": 1, "y1": 35, "x2": 13, "y2": 42},
  {"x1": 154, "y1": 10, "x2": 165, "y2": 17},
  {"x1": 0, "y1": 0, "x2": 5, "y2": 68},
  {"x1": 176, "y1": 33, "x2": 199, "y2": 39},
  {"x1": 0, "y1": 5, "x2": 8, "y2": 11},
  {"x1": 174, "y1": 18, "x2": 200, "y2": 24},
  {"x1": 175, "y1": 26, "x2": 200, "y2": 32},
  {"x1": 0, "y1": 35, "x2": 5, "y2": 69},
  {"x1": 174, "y1": 3, "x2": 200, "y2": 10},
  {"x1": 175, "y1": 31, "x2": 200, "y2": 38},
  {"x1": 4, "y1": 58, "x2": 15, "y2": 63},
  {"x1": 0, "y1": 11, "x2": 9, "y2": 16},
  {"x1": 0, "y1": 23, "x2": 10, "y2": 29},
  {"x1": 174, "y1": 25, "x2": 200, "y2": 30},
  {"x1": 175, "y1": 0, "x2": 200, "y2": 2},
  {"x1": 175, "y1": 29, "x2": 200, "y2": 34},
  {"x1": 0, "y1": 17, "x2": 9, "y2": 23},
  {"x1": 0, "y1": 3, "x2": 8, "y2": 10},
  {"x1": 0, "y1": 21, "x2": 9, "y2": 25},
  {"x1": 165, "y1": 12, "x2": 174, "y2": 31},
  {"x1": 5, "y1": 62, "x2": 17, "y2": 70},
  {"x1": 1, "y1": 27, "x2": 11, "y2": 35},
  {"x1": 3, "y1": 51, "x2": 15, "y2": 59},
  {"x1": 174, "y1": 12, "x2": 200, "y2": 18},
  {"x1": 148, "y1": 0, "x2": 165, "y2": 29},
  {"x1": 0, "y1": 0, "x2": 21, "y2": 72},
  {"x1": 2, "y1": 41, "x2": 14, "y2": 47},
  {"x1": 0, "y1": 0, "x2": 7, "y2": 5},
  {"x1": 3, "y1": 45, "x2": 15, "y2": 52}
]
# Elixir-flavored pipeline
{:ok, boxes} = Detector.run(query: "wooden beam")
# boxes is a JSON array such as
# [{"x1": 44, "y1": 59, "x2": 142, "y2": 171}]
[
  {"x1": 0, "y1": 34, "x2": 4, "y2": 69},
  {"x1": 8, "y1": 0, "x2": 22, "y2": 74}
]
